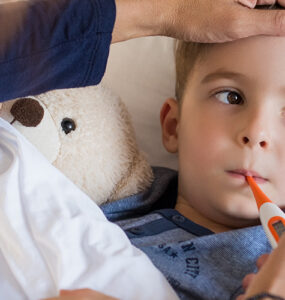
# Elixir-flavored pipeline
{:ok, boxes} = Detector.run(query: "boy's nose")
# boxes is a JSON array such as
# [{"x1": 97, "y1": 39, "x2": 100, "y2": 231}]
[
  {"x1": 237, "y1": 113, "x2": 271, "y2": 150},
  {"x1": 240, "y1": 135, "x2": 267, "y2": 149}
]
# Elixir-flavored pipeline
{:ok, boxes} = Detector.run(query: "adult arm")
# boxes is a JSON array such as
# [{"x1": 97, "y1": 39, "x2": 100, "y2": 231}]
[
  {"x1": 112, "y1": 0, "x2": 285, "y2": 43},
  {"x1": 1, "y1": 0, "x2": 285, "y2": 102},
  {"x1": 0, "y1": 0, "x2": 116, "y2": 102}
]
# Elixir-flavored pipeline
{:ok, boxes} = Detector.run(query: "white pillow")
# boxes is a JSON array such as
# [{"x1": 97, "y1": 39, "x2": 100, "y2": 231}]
[{"x1": 103, "y1": 36, "x2": 178, "y2": 170}]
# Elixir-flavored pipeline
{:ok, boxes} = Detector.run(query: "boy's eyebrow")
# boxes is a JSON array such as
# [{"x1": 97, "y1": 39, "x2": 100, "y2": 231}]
[{"x1": 201, "y1": 69, "x2": 247, "y2": 84}]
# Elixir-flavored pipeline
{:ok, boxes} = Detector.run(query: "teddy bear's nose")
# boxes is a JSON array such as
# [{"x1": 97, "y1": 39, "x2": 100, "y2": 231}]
[{"x1": 10, "y1": 98, "x2": 44, "y2": 127}]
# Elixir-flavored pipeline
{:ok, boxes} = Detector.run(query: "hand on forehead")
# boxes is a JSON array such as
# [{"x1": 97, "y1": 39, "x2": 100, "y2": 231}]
[
  {"x1": 239, "y1": 0, "x2": 285, "y2": 6},
  {"x1": 257, "y1": 0, "x2": 285, "y2": 4}
]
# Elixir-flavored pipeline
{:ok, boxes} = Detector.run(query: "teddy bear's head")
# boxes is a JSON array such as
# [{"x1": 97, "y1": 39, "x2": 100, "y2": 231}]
[{"x1": 0, "y1": 85, "x2": 153, "y2": 205}]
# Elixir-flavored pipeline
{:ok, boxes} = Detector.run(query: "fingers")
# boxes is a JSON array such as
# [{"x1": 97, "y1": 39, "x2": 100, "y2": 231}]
[
  {"x1": 242, "y1": 273, "x2": 256, "y2": 290},
  {"x1": 238, "y1": 254, "x2": 270, "y2": 300},
  {"x1": 60, "y1": 289, "x2": 94, "y2": 296},
  {"x1": 41, "y1": 289, "x2": 118, "y2": 300},
  {"x1": 256, "y1": 0, "x2": 285, "y2": 5},
  {"x1": 257, "y1": 0, "x2": 278, "y2": 4},
  {"x1": 236, "y1": 8, "x2": 285, "y2": 38},
  {"x1": 238, "y1": 0, "x2": 285, "y2": 8},
  {"x1": 243, "y1": 235, "x2": 285, "y2": 298},
  {"x1": 236, "y1": 273, "x2": 257, "y2": 300},
  {"x1": 59, "y1": 289, "x2": 118, "y2": 300},
  {"x1": 222, "y1": 3, "x2": 285, "y2": 41},
  {"x1": 256, "y1": 253, "x2": 270, "y2": 269}
]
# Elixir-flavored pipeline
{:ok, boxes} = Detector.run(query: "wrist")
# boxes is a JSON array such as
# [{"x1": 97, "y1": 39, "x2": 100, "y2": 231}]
[{"x1": 112, "y1": 0, "x2": 166, "y2": 43}]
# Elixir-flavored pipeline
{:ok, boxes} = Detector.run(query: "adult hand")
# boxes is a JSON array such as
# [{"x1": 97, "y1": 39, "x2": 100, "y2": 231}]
[
  {"x1": 43, "y1": 289, "x2": 118, "y2": 300},
  {"x1": 113, "y1": 0, "x2": 285, "y2": 43},
  {"x1": 236, "y1": 234, "x2": 285, "y2": 300}
]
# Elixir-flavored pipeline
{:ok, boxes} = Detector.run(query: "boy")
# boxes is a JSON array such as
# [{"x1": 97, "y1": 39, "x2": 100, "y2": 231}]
[{"x1": 102, "y1": 4, "x2": 285, "y2": 300}]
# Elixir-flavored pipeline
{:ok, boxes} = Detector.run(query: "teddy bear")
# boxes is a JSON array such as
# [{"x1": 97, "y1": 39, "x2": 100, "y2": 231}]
[{"x1": 0, "y1": 84, "x2": 153, "y2": 205}]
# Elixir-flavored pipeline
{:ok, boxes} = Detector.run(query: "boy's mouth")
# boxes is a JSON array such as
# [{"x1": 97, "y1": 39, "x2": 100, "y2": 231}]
[{"x1": 227, "y1": 169, "x2": 268, "y2": 184}]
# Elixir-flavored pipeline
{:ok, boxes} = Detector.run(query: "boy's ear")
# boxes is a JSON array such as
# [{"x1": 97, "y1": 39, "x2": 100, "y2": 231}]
[{"x1": 160, "y1": 98, "x2": 179, "y2": 153}]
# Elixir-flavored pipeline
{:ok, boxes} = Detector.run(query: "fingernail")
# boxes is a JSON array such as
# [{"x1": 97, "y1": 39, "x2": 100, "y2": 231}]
[{"x1": 238, "y1": 0, "x2": 255, "y2": 9}]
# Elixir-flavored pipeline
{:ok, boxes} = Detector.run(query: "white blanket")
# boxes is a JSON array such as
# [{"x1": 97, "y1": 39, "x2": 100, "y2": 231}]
[{"x1": 0, "y1": 118, "x2": 178, "y2": 300}]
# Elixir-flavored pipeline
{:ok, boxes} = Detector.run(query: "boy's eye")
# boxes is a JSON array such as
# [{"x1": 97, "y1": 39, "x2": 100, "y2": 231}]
[{"x1": 215, "y1": 91, "x2": 243, "y2": 105}]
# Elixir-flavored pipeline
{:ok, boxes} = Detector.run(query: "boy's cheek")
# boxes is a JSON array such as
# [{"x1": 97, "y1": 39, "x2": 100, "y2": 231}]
[
  {"x1": 272, "y1": 182, "x2": 285, "y2": 208},
  {"x1": 180, "y1": 127, "x2": 225, "y2": 163}
]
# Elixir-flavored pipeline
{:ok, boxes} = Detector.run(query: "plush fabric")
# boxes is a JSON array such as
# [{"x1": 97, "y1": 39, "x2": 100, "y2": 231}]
[{"x1": 0, "y1": 84, "x2": 153, "y2": 205}]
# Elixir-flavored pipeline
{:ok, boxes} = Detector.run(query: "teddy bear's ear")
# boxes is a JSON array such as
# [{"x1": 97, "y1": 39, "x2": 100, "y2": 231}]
[
  {"x1": 0, "y1": 96, "x2": 61, "y2": 164},
  {"x1": 10, "y1": 98, "x2": 44, "y2": 127}
]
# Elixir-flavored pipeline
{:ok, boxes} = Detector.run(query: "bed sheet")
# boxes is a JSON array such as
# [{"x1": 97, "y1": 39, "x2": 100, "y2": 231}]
[{"x1": 0, "y1": 118, "x2": 178, "y2": 300}]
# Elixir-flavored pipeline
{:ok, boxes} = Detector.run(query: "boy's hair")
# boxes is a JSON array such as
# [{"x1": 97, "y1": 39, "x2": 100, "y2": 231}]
[
  {"x1": 175, "y1": 3, "x2": 283, "y2": 102},
  {"x1": 175, "y1": 41, "x2": 208, "y2": 102}
]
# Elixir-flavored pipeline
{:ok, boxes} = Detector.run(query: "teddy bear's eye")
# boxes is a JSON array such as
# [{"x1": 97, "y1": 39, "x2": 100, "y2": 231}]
[{"x1": 61, "y1": 118, "x2": 76, "y2": 134}]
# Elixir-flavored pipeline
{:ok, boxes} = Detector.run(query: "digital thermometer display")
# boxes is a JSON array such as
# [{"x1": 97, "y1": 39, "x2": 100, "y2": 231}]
[
  {"x1": 272, "y1": 220, "x2": 285, "y2": 238},
  {"x1": 268, "y1": 216, "x2": 285, "y2": 245}
]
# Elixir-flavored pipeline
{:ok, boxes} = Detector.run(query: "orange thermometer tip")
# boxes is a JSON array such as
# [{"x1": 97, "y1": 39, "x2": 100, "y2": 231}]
[{"x1": 246, "y1": 176, "x2": 273, "y2": 210}]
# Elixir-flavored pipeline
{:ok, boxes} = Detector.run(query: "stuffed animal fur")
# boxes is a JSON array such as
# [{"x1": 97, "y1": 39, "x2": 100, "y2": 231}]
[{"x1": 0, "y1": 84, "x2": 153, "y2": 205}]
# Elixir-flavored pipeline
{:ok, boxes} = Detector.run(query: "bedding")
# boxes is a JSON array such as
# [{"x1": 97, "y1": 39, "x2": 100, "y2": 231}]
[
  {"x1": 0, "y1": 117, "x2": 178, "y2": 300},
  {"x1": 103, "y1": 36, "x2": 178, "y2": 170}
]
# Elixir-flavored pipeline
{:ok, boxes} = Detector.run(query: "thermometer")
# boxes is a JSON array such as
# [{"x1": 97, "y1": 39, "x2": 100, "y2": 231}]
[{"x1": 246, "y1": 176, "x2": 285, "y2": 249}]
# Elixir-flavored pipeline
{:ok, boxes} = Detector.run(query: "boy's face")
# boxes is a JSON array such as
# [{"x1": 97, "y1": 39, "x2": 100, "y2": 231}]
[{"x1": 161, "y1": 36, "x2": 285, "y2": 230}]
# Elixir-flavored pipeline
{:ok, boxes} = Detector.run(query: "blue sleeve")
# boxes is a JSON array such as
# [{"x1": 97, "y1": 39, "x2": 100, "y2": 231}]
[{"x1": 0, "y1": 0, "x2": 116, "y2": 102}]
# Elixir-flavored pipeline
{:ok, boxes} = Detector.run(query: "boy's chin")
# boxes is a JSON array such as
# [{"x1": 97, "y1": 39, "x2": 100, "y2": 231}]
[
  {"x1": 215, "y1": 203, "x2": 261, "y2": 228},
  {"x1": 221, "y1": 213, "x2": 261, "y2": 229}
]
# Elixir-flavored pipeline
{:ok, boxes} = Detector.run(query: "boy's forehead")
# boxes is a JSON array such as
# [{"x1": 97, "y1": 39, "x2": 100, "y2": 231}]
[
  {"x1": 185, "y1": 36, "x2": 285, "y2": 91},
  {"x1": 196, "y1": 36, "x2": 285, "y2": 75}
]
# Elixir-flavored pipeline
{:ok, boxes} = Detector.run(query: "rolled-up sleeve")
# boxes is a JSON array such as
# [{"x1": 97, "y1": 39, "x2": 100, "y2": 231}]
[{"x1": 0, "y1": 0, "x2": 116, "y2": 102}]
